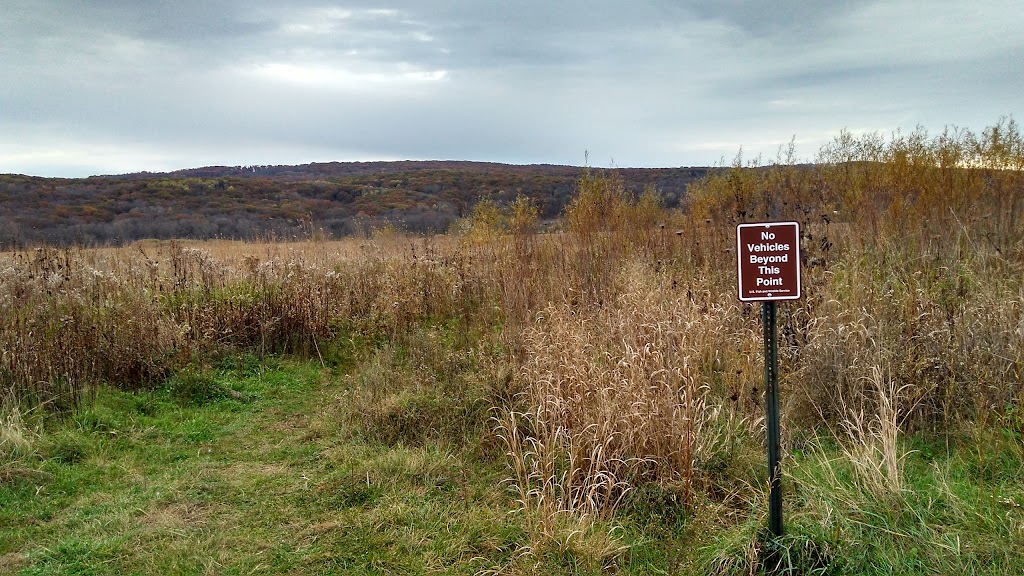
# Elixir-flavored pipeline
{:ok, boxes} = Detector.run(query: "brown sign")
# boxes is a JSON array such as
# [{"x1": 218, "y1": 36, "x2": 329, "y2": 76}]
[{"x1": 737, "y1": 222, "x2": 801, "y2": 301}]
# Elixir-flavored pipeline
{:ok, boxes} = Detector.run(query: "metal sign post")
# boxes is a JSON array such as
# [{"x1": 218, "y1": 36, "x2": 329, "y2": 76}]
[
  {"x1": 762, "y1": 300, "x2": 782, "y2": 536},
  {"x1": 737, "y1": 221, "x2": 801, "y2": 538}
]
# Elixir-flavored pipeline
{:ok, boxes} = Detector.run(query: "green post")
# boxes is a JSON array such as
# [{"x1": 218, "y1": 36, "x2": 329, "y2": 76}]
[{"x1": 763, "y1": 301, "x2": 783, "y2": 537}]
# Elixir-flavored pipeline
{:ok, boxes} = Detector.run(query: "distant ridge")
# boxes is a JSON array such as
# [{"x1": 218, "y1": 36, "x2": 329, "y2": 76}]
[
  {"x1": 102, "y1": 160, "x2": 590, "y2": 180},
  {"x1": 1, "y1": 162, "x2": 710, "y2": 248}
]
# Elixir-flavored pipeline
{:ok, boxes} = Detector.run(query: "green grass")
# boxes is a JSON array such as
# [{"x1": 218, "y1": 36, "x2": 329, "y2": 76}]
[
  {"x1": 0, "y1": 356, "x2": 521, "y2": 575},
  {"x1": 0, "y1": 335, "x2": 627, "y2": 575},
  {"x1": 3, "y1": 337, "x2": 1024, "y2": 575}
]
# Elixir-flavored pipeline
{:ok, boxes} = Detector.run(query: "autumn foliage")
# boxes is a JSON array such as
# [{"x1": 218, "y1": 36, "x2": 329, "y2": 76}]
[{"x1": 1, "y1": 120, "x2": 1022, "y2": 563}]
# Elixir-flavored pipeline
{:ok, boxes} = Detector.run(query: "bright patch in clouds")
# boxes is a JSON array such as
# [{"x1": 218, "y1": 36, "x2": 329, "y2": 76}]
[
  {"x1": 281, "y1": 8, "x2": 353, "y2": 34},
  {"x1": 248, "y1": 62, "x2": 448, "y2": 89}
]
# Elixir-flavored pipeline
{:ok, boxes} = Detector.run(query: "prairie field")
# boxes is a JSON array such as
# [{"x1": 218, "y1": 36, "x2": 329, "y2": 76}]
[{"x1": 2, "y1": 121, "x2": 1024, "y2": 574}]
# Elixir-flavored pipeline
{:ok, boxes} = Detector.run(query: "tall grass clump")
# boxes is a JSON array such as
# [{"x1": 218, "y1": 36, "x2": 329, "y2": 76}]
[
  {"x1": 1, "y1": 398, "x2": 36, "y2": 464},
  {"x1": 0, "y1": 248, "x2": 179, "y2": 410},
  {"x1": 561, "y1": 170, "x2": 680, "y2": 306},
  {"x1": 498, "y1": 262, "x2": 759, "y2": 548}
]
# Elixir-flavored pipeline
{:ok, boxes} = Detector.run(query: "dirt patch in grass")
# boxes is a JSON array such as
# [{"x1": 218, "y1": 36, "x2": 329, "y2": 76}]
[
  {"x1": 139, "y1": 501, "x2": 212, "y2": 532},
  {"x1": 0, "y1": 464, "x2": 52, "y2": 486},
  {"x1": 219, "y1": 461, "x2": 291, "y2": 481},
  {"x1": 0, "y1": 552, "x2": 29, "y2": 572}
]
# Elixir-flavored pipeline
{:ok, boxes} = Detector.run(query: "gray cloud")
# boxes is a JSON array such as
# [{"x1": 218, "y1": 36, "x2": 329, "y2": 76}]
[{"x1": 1, "y1": 0, "x2": 1021, "y2": 176}]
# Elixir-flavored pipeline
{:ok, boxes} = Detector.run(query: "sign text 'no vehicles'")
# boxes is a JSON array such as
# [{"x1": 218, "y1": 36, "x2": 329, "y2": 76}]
[{"x1": 736, "y1": 222, "x2": 801, "y2": 301}]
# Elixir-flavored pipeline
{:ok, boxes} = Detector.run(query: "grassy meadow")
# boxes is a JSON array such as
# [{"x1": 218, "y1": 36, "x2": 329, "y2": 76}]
[{"x1": 2, "y1": 120, "x2": 1024, "y2": 574}]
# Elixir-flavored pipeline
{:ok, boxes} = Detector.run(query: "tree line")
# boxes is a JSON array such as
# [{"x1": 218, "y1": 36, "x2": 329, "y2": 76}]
[{"x1": 0, "y1": 163, "x2": 704, "y2": 249}]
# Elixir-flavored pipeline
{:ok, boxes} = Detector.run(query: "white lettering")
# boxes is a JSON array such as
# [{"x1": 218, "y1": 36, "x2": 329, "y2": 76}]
[
  {"x1": 749, "y1": 254, "x2": 789, "y2": 265},
  {"x1": 746, "y1": 243, "x2": 790, "y2": 253}
]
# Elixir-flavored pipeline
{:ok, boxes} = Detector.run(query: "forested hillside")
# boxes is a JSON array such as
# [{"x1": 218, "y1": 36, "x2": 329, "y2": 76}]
[{"x1": 0, "y1": 162, "x2": 706, "y2": 248}]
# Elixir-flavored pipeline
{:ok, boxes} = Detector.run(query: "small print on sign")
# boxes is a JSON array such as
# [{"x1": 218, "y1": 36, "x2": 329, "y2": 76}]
[{"x1": 737, "y1": 222, "x2": 801, "y2": 301}]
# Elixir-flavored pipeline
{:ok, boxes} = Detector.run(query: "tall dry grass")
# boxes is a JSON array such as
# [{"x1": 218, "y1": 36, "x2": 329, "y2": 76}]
[
  {"x1": 1, "y1": 121, "x2": 1022, "y2": 555},
  {"x1": 1, "y1": 398, "x2": 35, "y2": 463},
  {"x1": 490, "y1": 120, "x2": 1024, "y2": 543},
  {"x1": 497, "y1": 268, "x2": 750, "y2": 546},
  {"x1": 0, "y1": 235, "x2": 495, "y2": 412}
]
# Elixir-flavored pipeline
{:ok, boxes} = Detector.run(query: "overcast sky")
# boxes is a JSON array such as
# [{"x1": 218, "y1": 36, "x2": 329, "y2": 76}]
[{"x1": 2, "y1": 1, "x2": 1021, "y2": 177}]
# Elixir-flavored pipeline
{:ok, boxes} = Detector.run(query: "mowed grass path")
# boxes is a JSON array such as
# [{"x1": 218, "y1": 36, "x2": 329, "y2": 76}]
[{"x1": 0, "y1": 357, "x2": 524, "y2": 575}]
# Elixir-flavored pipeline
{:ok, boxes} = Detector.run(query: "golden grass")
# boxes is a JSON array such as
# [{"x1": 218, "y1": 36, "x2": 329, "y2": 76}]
[
  {"x1": 1, "y1": 121, "x2": 1022, "y2": 552},
  {"x1": 0, "y1": 400, "x2": 35, "y2": 461}
]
